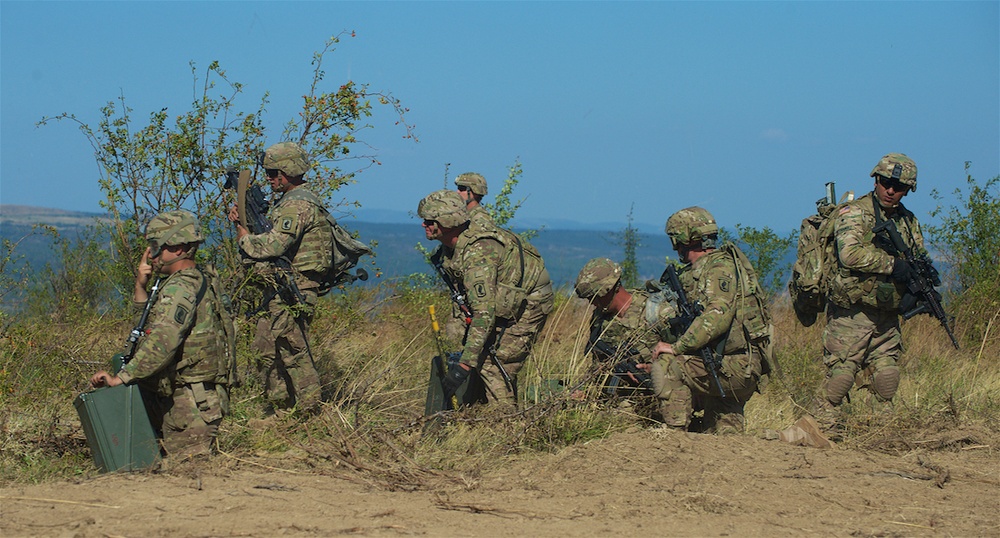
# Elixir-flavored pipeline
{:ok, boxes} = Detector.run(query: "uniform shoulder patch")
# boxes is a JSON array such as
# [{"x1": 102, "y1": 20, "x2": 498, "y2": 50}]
[
  {"x1": 719, "y1": 278, "x2": 731, "y2": 293},
  {"x1": 280, "y1": 217, "x2": 294, "y2": 231},
  {"x1": 174, "y1": 304, "x2": 190, "y2": 324}
]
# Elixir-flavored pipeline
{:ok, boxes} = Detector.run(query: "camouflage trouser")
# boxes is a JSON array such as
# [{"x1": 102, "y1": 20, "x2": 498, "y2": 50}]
[
  {"x1": 651, "y1": 351, "x2": 761, "y2": 431},
  {"x1": 254, "y1": 289, "x2": 322, "y2": 411},
  {"x1": 822, "y1": 303, "x2": 902, "y2": 404},
  {"x1": 147, "y1": 382, "x2": 226, "y2": 459},
  {"x1": 481, "y1": 289, "x2": 554, "y2": 403}
]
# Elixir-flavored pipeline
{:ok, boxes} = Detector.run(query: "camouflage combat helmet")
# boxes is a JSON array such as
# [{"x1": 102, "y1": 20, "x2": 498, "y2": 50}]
[
  {"x1": 665, "y1": 206, "x2": 718, "y2": 249},
  {"x1": 418, "y1": 190, "x2": 470, "y2": 228},
  {"x1": 145, "y1": 210, "x2": 203, "y2": 255},
  {"x1": 871, "y1": 153, "x2": 917, "y2": 192},
  {"x1": 260, "y1": 142, "x2": 311, "y2": 177},
  {"x1": 455, "y1": 172, "x2": 488, "y2": 196},
  {"x1": 575, "y1": 258, "x2": 622, "y2": 299}
]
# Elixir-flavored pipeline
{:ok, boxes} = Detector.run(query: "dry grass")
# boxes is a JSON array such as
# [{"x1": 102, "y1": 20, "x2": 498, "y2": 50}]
[{"x1": 1, "y1": 281, "x2": 998, "y2": 484}]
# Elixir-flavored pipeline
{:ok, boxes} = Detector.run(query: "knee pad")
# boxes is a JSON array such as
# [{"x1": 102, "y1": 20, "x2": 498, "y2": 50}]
[
  {"x1": 871, "y1": 362, "x2": 900, "y2": 402},
  {"x1": 651, "y1": 358, "x2": 685, "y2": 400},
  {"x1": 824, "y1": 368, "x2": 855, "y2": 406}
]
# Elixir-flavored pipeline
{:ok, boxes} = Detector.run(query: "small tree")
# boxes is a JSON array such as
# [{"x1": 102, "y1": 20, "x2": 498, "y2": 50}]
[
  {"x1": 927, "y1": 164, "x2": 1000, "y2": 294},
  {"x1": 39, "y1": 32, "x2": 412, "y2": 309},
  {"x1": 926, "y1": 164, "x2": 1000, "y2": 345},
  {"x1": 485, "y1": 158, "x2": 538, "y2": 240},
  {"x1": 610, "y1": 204, "x2": 640, "y2": 289},
  {"x1": 731, "y1": 224, "x2": 797, "y2": 301}
]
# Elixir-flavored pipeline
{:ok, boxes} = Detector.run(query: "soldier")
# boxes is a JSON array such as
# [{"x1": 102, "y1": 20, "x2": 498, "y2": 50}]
[
  {"x1": 650, "y1": 207, "x2": 773, "y2": 433},
  {"x1": 228, "y1": 142, "x2": 332, "y2": 414},
  {"x1": 91, "y1": 210, "x2": 236, "y2": 460},
  {"x1": 818, "y1": 153, "x2": 924, "y2": 422},
  {"x1": 419, "y1": 190, "x2": 554, "y2": 404},
  {"x1": 574, "y1": 258, "x2": 679, "y2": 396},
  {"x1": 455, "y1": 172, "x2": 493, "y2": 230}
]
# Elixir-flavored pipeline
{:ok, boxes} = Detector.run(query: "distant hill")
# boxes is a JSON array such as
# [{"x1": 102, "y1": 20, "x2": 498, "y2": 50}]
[
  {"x1": 1, "y1": 205, "x2": 110, "y2": 273},
  {"x1": 1, "y1": 205, "x2": 675, "y2": 289},
  {"x1": 1, "y1": 205, "x2": 109, "y2": 227},
  {"x1": 352, "y1": 221, "x2": 674, "y2": 289}
]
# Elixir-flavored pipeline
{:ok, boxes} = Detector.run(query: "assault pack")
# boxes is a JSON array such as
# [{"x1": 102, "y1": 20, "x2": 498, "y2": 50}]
[
  {"x1": 788, "y1": 182, "x2": 853, "y2": 326},
  {"x1": 320, "y1": 212, "x2": 373, "y2": 295}
]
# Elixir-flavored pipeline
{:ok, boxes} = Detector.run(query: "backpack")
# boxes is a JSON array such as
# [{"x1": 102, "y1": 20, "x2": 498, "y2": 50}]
[
  {"x1": 788, "y1": 184, "x2": 853, "y2": 327},
  {"x1": 318, "y1": 215, "x2": 372, "y2": 296},
  {"x1": 279, "y1": 188, "x2": 373, "y2": 296}
]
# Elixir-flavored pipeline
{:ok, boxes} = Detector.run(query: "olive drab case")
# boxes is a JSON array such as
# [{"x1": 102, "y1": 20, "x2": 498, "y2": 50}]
[
  {"x1": 424, "y1": 354, "x2": 487, "y2": 415},
  {"x1": 74, "y1": 384, "x2": 160, "y2": 473}
]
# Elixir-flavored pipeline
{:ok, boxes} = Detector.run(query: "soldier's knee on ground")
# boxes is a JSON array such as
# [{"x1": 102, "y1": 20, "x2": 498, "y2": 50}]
[
  {"x1": 702, "y1": 397, "x2": 746, "y2": 434},
  {"x1": 657, "y1": 391, "x2": 692, "y2": 429},
  {"x1": 823, "y1": 364, "x2": 856, "y2": 406},
  {"x1": 870, "y1": 358, "x2": 900, "y2": 402},
  {"x1": 712, "y1": 412, "x2": 745, "y2": 434}
]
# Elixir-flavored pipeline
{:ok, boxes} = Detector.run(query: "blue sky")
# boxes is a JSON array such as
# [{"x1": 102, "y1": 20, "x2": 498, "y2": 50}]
[{"x1": 2, "y1": 1, "x2": 997, "y2": 234}]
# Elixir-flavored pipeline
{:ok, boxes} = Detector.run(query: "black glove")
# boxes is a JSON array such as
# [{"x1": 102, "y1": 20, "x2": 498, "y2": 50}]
[
  {"x1": 899, "y1": 293, "x2": 919, "y2": 314},
  {"x1": 890, "y1": 258, "x2": 915, "y2": 284},
  {"x1": 442, "y1": 362, "x2": 471, "y2": 394}
]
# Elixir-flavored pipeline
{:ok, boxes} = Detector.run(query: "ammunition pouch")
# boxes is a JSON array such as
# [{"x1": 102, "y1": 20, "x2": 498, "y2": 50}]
[{"x1": 495, "y1": 281, "x2": 529, "y2": 320}]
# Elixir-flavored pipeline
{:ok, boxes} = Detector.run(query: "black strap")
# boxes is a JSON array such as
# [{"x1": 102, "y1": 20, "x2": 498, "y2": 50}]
[{"x1": 511, "y1": 233, "x2": 526, "y2": 288}]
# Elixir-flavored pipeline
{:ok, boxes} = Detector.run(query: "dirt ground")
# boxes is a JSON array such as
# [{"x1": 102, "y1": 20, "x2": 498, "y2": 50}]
[{"x1": 3, "y1": 425, "x2": 998, "y2": 538}]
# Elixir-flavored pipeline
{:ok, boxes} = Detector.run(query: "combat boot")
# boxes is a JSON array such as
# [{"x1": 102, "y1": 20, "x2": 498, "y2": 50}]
[{"x1": 810, "y1": 397, "x2": 845, "y2": 441}]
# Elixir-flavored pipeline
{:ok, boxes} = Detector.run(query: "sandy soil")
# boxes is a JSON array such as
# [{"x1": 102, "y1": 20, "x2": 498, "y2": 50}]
[{"x1": 3, "y1": 425, "x2": 998, "y2": 537}]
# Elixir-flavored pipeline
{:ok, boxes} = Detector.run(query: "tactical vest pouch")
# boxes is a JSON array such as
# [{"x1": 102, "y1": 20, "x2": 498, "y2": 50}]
[
  {"x1": 495, "y1": 232, "x2": 532, "y2": 320},
  {"x1": 742, "y1": 308, "x2": 770, "y2": 343},
  {"x1": 495, "y1": 281, "x2": 528, "y2": 320},
  {"x1": 875, "y1": 282, "x2": 900, "y2": 310},
  {"x1": 721, "y1": 354, "x2": 754, "y2": 380},
  {"x1": 190, "y1": 382, "x2": 223, "y2": 423}
]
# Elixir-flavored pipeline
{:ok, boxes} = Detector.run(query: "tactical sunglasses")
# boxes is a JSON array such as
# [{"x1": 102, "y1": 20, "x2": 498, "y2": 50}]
[
  {"x1": 877, "y1": 175, "x2": 910, "y2": 193},
  {"x1": 456, "y1": 185, "x2": 470, "y2": 192},
  {"x1": 148, "y1": 240, "x2": 163, "y2": 259},
  {"x1": 264, "y1": 168, "x2": 281, "y2": 178}
]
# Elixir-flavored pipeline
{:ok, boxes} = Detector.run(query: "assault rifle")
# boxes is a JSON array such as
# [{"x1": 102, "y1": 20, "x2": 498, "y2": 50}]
[
  {"x1": 660, "y1": 264, "x2": 728, "y2": 397},
  {"x1": 428, "y1": 247, "x2": 516, "y2": 398},
  {"x1": 873, "y1": 219, "x2": 960, "y2": 350},
  {"x1": 116, "y1": 278, "x2": 162, "y2": 370},
  {"x1": 111, "y1": 277, "x2": 163, "y2": 374},
  {"x1": 429, "y1": 249, "x2": 473, "y2": 325},
  {"x1": 586, "y1": 321, "x2": 651, "y2": 395},
  {"x1": 224, "y1": 169, "x2": 308, "y2": 313}
]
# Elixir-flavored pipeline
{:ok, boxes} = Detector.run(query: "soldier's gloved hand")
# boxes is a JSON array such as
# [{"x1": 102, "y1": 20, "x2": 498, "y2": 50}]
[
  {"x1": 899, "y1": 293, "x2": 919, "y2": 314},
  {"x1": 443, "y1": 362, "x2": 471, "y2": 394},
  {"x1": 890, "y1": 258, "x2": 915, "y2": 284}
]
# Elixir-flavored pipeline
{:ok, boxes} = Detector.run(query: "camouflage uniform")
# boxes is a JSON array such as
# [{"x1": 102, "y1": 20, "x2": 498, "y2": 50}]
[
  {"x1": 238, "y1": 143, "x2": 332, "y2": 411},
  {"x1": 652, "y1": 208, "x2": 773, "y2": 432},
  {"x1": 468, "y1": 205, "x2": 495, "y2": 231},
  {"x1": 455, "y1": 172, "x2": 494, "y2": 231},
  {"x1": 118, "y1": 211, "x2": 236, "y2": 459},
  {"x1": 420, "y1": 190, "x2": 554, "y2": 402},
  {"x1": 822, "y1": 154, "x2": 924, "y2": 405},
  {"x1": 589, "y1": 289, "x2": 678, "y2": 364},
  {"x1": 575, "y1": 258, "x2": 679, "y2": 393}
]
